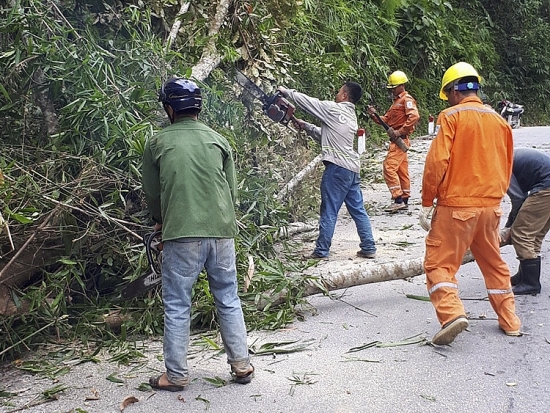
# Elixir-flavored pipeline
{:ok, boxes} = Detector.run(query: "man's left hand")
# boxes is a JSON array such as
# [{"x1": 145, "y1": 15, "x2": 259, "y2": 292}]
[
  {"x1": 419, "y1": 206, "x2": 433, "y2": 231},
  {"x1": 278, "y1": 86, "x2": 289, "y2": 97}
]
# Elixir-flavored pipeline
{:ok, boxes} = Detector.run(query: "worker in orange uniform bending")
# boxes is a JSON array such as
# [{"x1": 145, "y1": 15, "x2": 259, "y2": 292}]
[
  {"x1": 368, "y1": 71, "x2": 420, "y2": 213},
  {"x1": 420, "y1": 62, "x2": 521, "y2": 345}
]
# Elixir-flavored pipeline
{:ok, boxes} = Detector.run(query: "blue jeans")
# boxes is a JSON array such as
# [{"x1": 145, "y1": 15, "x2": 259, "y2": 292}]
[
  {"x1": 314, "y1": 162, "x2": 376, "y2": 257},
  {"x1": 161, "y1": 238, "x2": 250, "y2": 385}
]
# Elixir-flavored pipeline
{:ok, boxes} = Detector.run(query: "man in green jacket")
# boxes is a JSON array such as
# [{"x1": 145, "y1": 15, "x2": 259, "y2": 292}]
[{"x1": 142, "y1": 78, "x2": 253, "y2": 391}]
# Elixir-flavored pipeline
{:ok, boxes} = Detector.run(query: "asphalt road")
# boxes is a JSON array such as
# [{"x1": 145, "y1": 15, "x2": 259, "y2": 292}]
[{"x1": 2, "y1": 126, "x2": 550, "y2": 413}]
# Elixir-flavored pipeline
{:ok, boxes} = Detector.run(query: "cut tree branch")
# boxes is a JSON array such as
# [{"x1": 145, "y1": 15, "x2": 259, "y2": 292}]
[{"x1": 257, "y1": 251, "x2": 476, "y2": 310}]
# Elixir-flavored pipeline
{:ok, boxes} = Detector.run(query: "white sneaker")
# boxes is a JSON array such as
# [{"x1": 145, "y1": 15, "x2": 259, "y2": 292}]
[{"x1": 432, "y1": 316, "x2": 469, "y2": 345}]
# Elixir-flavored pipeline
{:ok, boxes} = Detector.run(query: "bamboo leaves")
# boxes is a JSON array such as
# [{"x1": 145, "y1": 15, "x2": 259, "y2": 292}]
[
  {"x1": 250, "y1": 339, "x2": 315, "y2": 355},
  {"x1": 347, "y1": 333, "x2": 428, "y2": 353}
]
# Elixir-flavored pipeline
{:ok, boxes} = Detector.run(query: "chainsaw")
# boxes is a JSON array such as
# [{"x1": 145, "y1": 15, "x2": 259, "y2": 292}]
[
  {"x1": 120, "y1": 231, "x2": 162, "y2": 299},
  {"x1": 234, "y1": 69, "x2": 296, "y2": 127}
]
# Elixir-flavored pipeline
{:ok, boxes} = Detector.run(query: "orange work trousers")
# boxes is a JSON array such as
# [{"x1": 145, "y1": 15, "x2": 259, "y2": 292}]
[
  {"x1": 424, "y1": 205, "x2": 520, "y2": 333},
  {"x1": 383, "y1": 138, "x2": 410, "y2": 201}
]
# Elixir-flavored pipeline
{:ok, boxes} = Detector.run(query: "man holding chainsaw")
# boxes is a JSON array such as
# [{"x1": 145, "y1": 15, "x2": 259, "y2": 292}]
[
  {"x1": 142, "y1": 77, "x2": 253, "y2": 391},
  {"x1": 368, "y1": 70, "x2": 420, "y2": 213},
  {"x1": 278, "y1": 82, "x2": 377, "y2": 260},
  {"x1": 420, "y1": 62, "x2": 521, "y2": 345}
]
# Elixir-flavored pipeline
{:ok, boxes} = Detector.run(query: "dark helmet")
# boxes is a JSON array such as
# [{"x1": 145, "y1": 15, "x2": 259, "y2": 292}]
[{"x1": 159, "y1": 78, "x2": 202, "y2": 112}]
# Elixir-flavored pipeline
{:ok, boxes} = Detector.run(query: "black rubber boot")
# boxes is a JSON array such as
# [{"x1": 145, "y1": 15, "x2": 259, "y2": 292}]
[
  {"x1": 510, "y1": 265, "x2": 522, "y2": 286},
  {"x1": 513, "y1": 257, "x2": 541, "y2": 295}
]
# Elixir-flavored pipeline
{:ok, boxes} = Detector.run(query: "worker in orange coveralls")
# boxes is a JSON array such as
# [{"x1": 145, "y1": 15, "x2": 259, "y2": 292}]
[
  {"x1": 368, "y1": 70, "x2": 420, "y2": 213},
  {"x1": 420, "y1": 62, "x2": 521, "y2": 345}
]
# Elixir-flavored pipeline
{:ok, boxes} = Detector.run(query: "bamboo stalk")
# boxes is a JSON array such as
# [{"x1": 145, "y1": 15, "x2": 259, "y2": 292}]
[{"x1": 276, "y1": 154, "x2": 323, "y2": 201}]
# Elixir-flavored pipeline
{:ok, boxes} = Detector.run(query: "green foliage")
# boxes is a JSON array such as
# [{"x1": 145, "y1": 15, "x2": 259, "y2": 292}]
[
  {"x1": 285, "y1": 0, "x2": 395, "y2": 106},
  {"x1": 0, "y1": 1, "x2": 167, "y2": 178},
  {"x1": 480, "y1": 0, "x2": 550, "y2": 123},
  {"x1": 0, "y1": 0, "x2": 314, "y2": 359}
]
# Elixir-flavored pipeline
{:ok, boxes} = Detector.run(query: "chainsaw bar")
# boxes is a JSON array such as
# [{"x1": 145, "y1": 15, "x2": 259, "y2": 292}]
[
  {"x1": 234, "y1": 70, "x2": 269, "y2": 103},
  {"x1": 120, "y1": 269, "x2": 162, "y2": 299},
  {"x1": 120, "y1": 231, "x2": 163, "y2": 299}
]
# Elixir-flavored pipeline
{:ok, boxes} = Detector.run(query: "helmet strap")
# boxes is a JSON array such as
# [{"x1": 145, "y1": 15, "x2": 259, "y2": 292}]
[{"x1": 164, "y1": 103, "x2": 175, "y2": 124}]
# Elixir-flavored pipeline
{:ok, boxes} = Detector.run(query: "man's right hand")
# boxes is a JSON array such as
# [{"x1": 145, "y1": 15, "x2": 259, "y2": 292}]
[
  {"x1": 367, "y1": 105, "x2": 377, "y2": 115},
  {"x1": 419, "y1": 206, "x2": 433, "y2": 231},
  {"x1": 292, "y1": 118, "x2": 306, "y2": 130}
]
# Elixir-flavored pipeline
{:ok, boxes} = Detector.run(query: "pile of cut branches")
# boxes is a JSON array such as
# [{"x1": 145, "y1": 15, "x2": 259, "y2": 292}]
[{"x1": 0, "y1": 141, "x2": 318, "y2": 360}]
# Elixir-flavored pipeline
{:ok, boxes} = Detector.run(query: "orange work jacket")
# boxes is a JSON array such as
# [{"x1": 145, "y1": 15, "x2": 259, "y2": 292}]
[
  {"x1": 377, "y1": 91, "x2": 420, "y2": 137},
  {"x1": 422, "y1": 96, "x2": 513, "y2": 208}
]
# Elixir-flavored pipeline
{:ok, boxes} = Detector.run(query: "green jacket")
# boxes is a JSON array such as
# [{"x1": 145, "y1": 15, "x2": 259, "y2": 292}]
[{"x1": 142, "y1": 117, "x2": 238, "y2": 241}]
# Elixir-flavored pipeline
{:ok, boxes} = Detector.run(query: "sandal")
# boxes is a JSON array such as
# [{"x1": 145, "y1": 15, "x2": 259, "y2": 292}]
[
  {"x1": 232, "y1": 364, "x2": 255, "y2": 385},
  {"x1": 149, "y1": 373, "x2": 186, "y2": 392}
]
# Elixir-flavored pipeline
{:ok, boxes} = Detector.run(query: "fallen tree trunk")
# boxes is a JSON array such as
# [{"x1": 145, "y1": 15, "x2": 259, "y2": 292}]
[{"x1": 258, "y1": 251, "x2": 475, "y2": 310}]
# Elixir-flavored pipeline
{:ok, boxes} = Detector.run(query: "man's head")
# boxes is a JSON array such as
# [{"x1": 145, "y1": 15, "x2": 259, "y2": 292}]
[
  {"x1": 386, "y1": 71, "x2": 408, "y2": 97},
  {"x1": 336, "y1": 81, "x2": 363, "y2": 104},
  {"x1": 159, "y1": 78, "x2": 202, "y2": 123},
  {"x1": 439, "y1": 62, "x2": 481, "y2": 105}
]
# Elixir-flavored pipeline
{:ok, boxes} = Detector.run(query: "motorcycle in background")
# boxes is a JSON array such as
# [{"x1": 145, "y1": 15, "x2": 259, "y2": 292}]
[{"x1": 498, "y1": 100, "x2": 524, "y2": 129}]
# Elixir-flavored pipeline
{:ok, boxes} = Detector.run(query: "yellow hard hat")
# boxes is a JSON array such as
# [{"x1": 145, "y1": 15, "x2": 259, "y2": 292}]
[
  {"x1": 386, "y1": 71, "x2": 409, "y2": 88},
  {"x1": 439, "y1": 62, "x2": 481, "y2": 100}
]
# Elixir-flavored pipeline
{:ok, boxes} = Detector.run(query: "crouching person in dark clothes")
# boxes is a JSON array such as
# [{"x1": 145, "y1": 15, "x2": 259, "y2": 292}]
[{"x1": 500, "y1": 147, "x2": 550, "y2": 295}]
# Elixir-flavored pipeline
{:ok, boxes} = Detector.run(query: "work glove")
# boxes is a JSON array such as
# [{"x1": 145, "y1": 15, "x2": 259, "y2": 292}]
[
  {"x1": 418, "y1": 206, "x2": 434, "y2": 232},
  {"x1": 499, "y1": 227, "x2": 511, "y2": 247}
]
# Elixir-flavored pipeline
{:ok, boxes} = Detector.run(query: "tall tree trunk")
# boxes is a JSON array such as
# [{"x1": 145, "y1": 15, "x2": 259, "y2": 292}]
[{"x1": 191, "y1": 0, "x2": 231, "y2": 81}]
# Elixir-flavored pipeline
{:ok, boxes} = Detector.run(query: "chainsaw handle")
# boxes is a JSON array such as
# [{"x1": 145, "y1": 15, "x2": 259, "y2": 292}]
[
  {"x1": 372, "y1": 112, "x2": 409, "y2": 153},
  {"x1": 144, "y1": 230, "x2": 162, "y2": 274}
]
